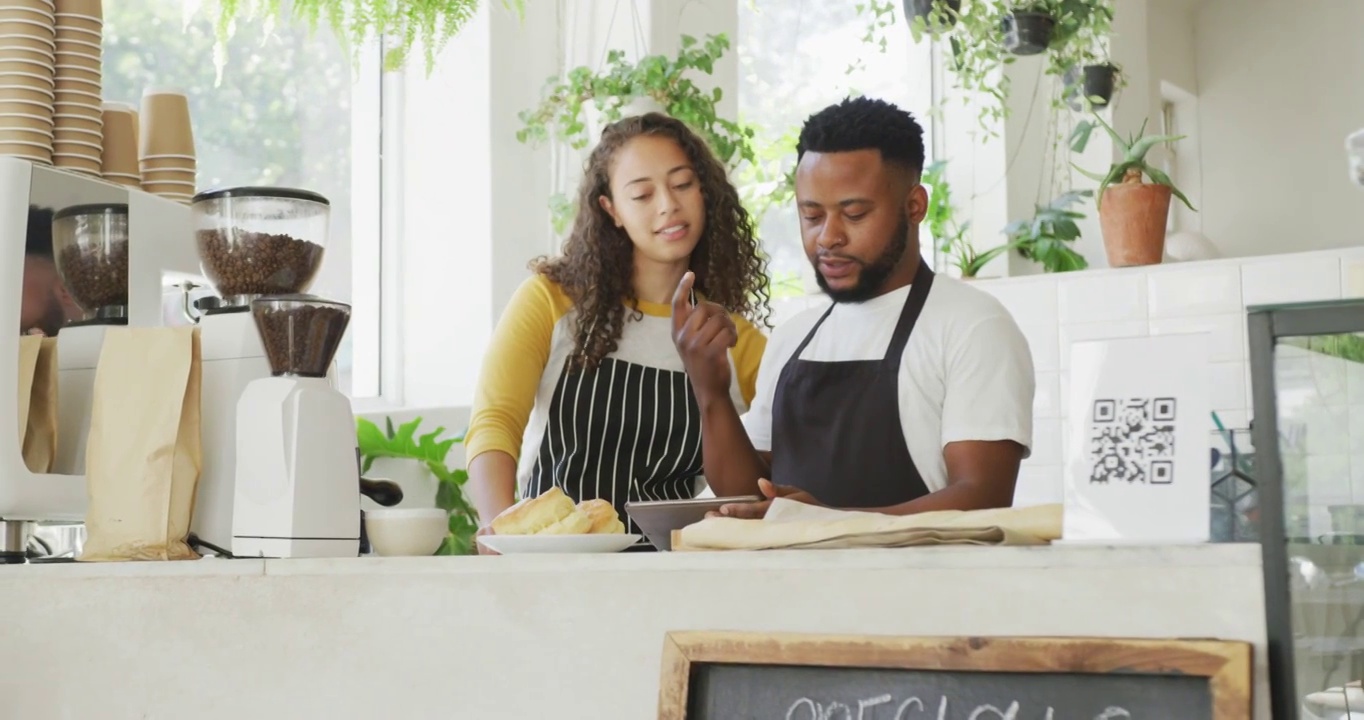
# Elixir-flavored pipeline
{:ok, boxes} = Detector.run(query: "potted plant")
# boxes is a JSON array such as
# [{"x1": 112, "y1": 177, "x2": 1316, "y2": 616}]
[
  {"x1": 210, "y1": 0, "x2": 525, "y2": 72},
  {"x1": 1002, "y1": 1, "x2": 1058, "y2": 56},
  {"x1": 1002, "y1": 190, "x2": 1092, "y2": 273},
  {"x1": 924, "y1": 160, "x2": 1010, "y2": 279},
  {"x1": 356, "y1": 416, "x2": 481, "y2": 555},
  {"x1": 907, "y1": 1, "x2": 1011, "y2": 132},
  {"x1": 904, "y1": 0, "x2": 962, "y2": 31},
  {"x1": 1064, "y1": 62, "x2": 1121, "y2": 110},
  {"x1": 1072, "y1": 114, "x2": 1196, "y2": 267}
]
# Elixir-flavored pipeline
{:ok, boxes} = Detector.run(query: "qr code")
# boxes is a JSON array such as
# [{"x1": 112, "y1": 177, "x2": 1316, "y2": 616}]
[{"x1": 1089, "y1": 398, "x2": 1176, "y2": 484}]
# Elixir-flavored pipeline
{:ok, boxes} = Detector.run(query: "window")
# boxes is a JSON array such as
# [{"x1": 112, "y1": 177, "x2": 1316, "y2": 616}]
[
  {"x1": 104, "y1": 1, "x2": 384, "y2": 398},
  {"x1": 1161, "y1": 99, "x2": 1178, "y2": 233},
  {"x1": 738, "y1": 1, "x2": 937, "y2": 296}
]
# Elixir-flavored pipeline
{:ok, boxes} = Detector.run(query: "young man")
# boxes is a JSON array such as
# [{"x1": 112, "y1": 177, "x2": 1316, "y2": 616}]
[
  {"x1": 671, "y1": 96, "x2": 1035, "y2": 518},
  {"x1": 20, "y1": 206, "x2": 79, "y2": 338}
]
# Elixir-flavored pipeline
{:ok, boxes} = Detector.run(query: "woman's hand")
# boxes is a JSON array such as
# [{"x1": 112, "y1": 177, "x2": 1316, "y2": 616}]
[
  {"x1": 711, "y1": 478, "x2": 820, "y2": 520},
  {"x1": 474, "y1": 525, "x2": 500, "y2": 556}
]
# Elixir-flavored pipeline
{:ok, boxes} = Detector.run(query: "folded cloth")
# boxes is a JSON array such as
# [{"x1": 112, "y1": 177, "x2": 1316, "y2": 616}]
[{"x1": 676, "y1": 499, "x2": 1062, "y2": 551}]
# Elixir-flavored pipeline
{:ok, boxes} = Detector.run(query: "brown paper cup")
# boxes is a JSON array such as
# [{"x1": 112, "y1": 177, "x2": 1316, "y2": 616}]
[
  {"x1": 138, "y1": 154, "x2": 194, "y2": 171},
  {"x1": 0, "y1": 128, "x2": 50, "y2": 145},
  {"x1": 0, "y1": 86, "x2": 53, "y2": 103},
  {"x1": 139, "y1": 88, "x2": 192, "y2": 155},
  {"x1": 54, "y1": 0, "x2": 101, "y2": 19},
  {"x1": 0, "y1": 69, "x2": 54, "y2": 87},
  {"x1": 54, "y1": 106, "x2": 100, "y2": 123},
  {"x1": 0, "y1": 46, "x2": 56, "y2": 65},
  {"x1": 54, "y1": 63, "x2": 96, "y2": 82},
  {"x1": 0, "y1": 112, "x2": 53, "y2": 131},
  {"x1": 139, "y1": 170, "x2": 194, "y2": 185},
  {"x1": 53, "y1": 152, "x2": 98, "y2": 170},
  {"x1": 0, "y1": 19, "x2": 55, "y2": 41},
  {"x1": 54, "y1": 12, "x2": 98, "y2": 30},
  {"x1": 0, "y1": 99, "x2": 51, "y2": 115},
  {"x1": 0, "y1": 62, "x2": 54, "y2": 83},
  {"x1": 53, "y1": 37, "x2": 98, "y2": 55},
  {"x1": 103, "y1": 175, "x2": 138, "y2": 187},
  {"x1": 0, "y1": 32, "x2": 54, "y2": 51},
  {"x1": 53, "y1": 48, "x2": 96, "y2": 65},
  {"x1": 54, "y1": 77, "x2": 97, "y2": 94},
  {"x1": 100, "y1": 103, "x2": 134, "y2": 173},
  {"x1": 54, "y1": 125, "x2": 97, "y2": 142},
  {"x1": 6, "y1": 0, "x2": 56, "y2": 11},
  {"x1": 0, "y1": 147, "x2": 51, "y2": 164},
  {"x1": 0, "y1": 8, "x2": 55, "y2": 27}
]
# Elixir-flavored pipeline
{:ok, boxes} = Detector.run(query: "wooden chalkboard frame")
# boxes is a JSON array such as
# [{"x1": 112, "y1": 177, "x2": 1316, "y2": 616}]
[{"x1": 657, "y1": 632, "x2": 1252, "y2": 720}]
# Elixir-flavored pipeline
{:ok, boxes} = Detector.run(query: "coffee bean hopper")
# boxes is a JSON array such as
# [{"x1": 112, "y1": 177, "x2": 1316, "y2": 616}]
[{"x1": 185, "y1": 187, "x2": 345, "y2": 557}]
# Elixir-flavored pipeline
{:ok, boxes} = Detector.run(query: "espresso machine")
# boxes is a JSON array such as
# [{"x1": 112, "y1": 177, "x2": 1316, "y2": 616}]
[
  {"x1": 183, "y1": 186, "x2": 342, "y2": 556},
  {"x1": 0, "y1": 159, "x2": 203, "y2": 561}
]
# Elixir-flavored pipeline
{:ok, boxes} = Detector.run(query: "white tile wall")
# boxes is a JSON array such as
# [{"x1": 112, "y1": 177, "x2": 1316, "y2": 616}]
[{"x1": 973, "y1": 247, "x2": 1364, "y2": 506}]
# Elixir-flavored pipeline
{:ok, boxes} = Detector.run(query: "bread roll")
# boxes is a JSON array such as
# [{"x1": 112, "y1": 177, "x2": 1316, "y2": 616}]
[
  {"x1": 538, "y1": 510, "x2": 593, "y2": 535},
  {"x1": 490, "y1": 486, "x2": 576, "y2": 535},
  {"x1": 577, "y1": 499, "x2": 625, "y2": 534}
]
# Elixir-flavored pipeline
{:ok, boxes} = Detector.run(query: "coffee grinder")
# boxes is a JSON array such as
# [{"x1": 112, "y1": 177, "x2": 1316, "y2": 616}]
[
  {"x1": 185, "y1": 187, "x2": 335, "y2": 556},
  {"x1": 231, "y1": 295, "x2": 359, "y2": 558}
]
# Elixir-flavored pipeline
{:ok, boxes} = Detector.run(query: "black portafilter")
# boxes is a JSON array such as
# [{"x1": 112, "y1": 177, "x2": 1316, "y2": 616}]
[{"x1": 360, "y1": 477, "x2": 403, "y2": 507}]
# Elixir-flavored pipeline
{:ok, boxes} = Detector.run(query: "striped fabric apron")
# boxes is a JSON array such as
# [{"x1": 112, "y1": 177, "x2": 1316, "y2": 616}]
[{"x1": 527, "y1": 357, "x2": 704, "y2": 537}]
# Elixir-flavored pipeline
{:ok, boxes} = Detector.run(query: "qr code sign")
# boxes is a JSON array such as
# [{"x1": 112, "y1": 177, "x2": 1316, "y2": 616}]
[{"x1": 1089, "y1": 398, "x2": 1177, "y2": 484}]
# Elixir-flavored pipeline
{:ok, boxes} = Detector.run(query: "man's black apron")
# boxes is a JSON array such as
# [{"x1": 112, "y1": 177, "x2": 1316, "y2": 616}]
[{"x1": 769, "y1": 262, "x2": 936, "y2": 507}]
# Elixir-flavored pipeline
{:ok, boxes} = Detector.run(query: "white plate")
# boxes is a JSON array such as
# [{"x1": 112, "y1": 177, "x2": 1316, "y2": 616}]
[{"x1": 477, "y1": 533, "x2": 642, "y2": 555}]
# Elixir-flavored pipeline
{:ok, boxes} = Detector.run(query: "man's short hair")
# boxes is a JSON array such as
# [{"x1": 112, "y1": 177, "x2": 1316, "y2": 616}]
[
  {"x1": 796, "y1": 96, "x2": 927, "y2": 177},
  {"x1": 26, "y1": 205, "x2": 54, "y2": 258}
]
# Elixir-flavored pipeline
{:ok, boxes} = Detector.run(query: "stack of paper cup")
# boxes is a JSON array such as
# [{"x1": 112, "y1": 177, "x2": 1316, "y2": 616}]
[
  {"x1": 99, "y1": 102, "x2": 136, "y2": 186},
  {"x1": 0, "y1": 0, "x2": 57, "y2": 164},
  {"x1": 139, "y1": 87, "x2": 194, "y2": 203},
  {"x1": 52, "y1": 0, "x2": 101, "y2": 175}
]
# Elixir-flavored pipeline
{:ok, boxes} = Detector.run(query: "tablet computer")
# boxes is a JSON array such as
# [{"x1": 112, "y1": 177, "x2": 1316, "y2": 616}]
[{"x1": 625, "y1": 496, "x2": 761, "y2": 551}]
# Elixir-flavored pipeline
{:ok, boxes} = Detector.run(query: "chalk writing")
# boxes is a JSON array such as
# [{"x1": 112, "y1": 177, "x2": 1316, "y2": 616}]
[{"x1": 784, "y1": 695, "x2": 1129, "y2": 720}]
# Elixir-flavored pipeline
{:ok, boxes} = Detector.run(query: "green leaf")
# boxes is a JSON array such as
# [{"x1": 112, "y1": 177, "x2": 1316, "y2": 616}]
[
  {"x1": 1143, "y1": 165, "x2": 1197, "y2": 211},
  {"x1": 1069, "y1": 120, "x2": 1096, "y2": 153}
]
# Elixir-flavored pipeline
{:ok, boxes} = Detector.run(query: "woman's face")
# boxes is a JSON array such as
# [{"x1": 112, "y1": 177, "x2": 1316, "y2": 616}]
[{"x1": 599, "y1": 134, "x2": 705, "y2": 266}]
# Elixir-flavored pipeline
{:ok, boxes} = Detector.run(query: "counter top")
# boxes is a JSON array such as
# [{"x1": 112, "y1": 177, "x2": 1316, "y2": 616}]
[
  {"x1": 0, "y1": 542, "x2": 1271, "y2": 720},
  {"x1": 5, "y1": 541, "x2": 1261, "y2": 578}
]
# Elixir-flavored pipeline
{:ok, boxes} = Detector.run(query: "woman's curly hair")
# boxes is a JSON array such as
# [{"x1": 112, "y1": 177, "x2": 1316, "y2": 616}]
[{"x1": 533, "y1": 113, "x2": 771, "y2": 370}]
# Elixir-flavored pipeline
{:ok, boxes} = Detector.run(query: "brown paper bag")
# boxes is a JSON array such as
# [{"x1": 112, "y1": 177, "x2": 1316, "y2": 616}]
[
  {"x1": 22, "y1": 337, "x2": 58, "y2": 473},
  {"x1": 16, "y1": 335, "x2": 40, "y2": 450},
  {"x1": 80, "y1": 327, "x2": 204, "y2": 562}
]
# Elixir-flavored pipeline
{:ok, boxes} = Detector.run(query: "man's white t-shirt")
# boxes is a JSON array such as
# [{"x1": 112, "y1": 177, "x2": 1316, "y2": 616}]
[{"x1": 741, "y1": 274, "x2": 1035, "y2": 494}]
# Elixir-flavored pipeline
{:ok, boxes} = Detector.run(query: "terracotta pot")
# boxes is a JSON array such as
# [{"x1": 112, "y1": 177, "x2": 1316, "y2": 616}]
[{"x1": 1099, "y1": 181, "x2": 1172, "y2": 267}]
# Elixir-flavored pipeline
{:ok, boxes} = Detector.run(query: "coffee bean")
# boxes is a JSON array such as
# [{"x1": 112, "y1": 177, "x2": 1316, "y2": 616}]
[
  {"x1": 196, "y1": 229, "x2": 324, "y2": 297},
  {"x1": 58, "y1": 239, "x2": 129, "y2": 312},
  {"x1": 252, "y1": 304, "x2": 349, "y2": 377}
]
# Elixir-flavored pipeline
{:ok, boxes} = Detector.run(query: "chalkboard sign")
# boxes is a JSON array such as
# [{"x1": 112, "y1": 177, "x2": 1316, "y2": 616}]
[{"x1": 657, "y1": 633, "x2": 1251, "y2": 720}]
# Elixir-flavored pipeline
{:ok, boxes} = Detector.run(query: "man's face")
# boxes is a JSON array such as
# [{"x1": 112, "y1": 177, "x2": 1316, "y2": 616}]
[
  {"x1": 795, "y1": 149, "x2": 926, "y2": 303},
  {"x1": 20, "y1": 256, "x2": 75, "y2": 336}
]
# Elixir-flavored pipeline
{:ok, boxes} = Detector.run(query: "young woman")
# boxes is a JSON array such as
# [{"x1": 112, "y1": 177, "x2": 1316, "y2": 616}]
[{"x1": 464, "y1": 113, "x2": 771, "y2": 544}]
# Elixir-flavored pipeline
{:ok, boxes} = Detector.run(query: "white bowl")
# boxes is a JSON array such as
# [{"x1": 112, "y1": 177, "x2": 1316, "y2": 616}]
[{"x1": 364, "y1": 508, "x2": 448, "y2": 557}]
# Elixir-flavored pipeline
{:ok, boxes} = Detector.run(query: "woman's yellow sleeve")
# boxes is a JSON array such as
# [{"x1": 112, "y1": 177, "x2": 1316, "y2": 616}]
[
  {"x1": 730, "y1": 315, "x2": 768, "y2": 407},
  {"x1": 465, "y1": 275, "x2": 570, "y2": 464}
]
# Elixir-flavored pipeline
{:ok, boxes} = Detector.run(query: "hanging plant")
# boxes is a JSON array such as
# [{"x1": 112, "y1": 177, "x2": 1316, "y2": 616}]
[
  {"x1": 209, "y1": 0, "x2": 525, "y2": 74},
  {"x1": 517, "y1": 34, "x2": 761, "y2": 231},
  {"x1": 1002, "y1": 2, "x2": 1057, "y2": 56}
]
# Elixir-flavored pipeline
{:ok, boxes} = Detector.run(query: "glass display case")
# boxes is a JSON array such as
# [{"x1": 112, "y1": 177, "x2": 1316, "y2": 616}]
[{"x1": 1249, "y1": 298, "x2": 1364, "y2": 720}]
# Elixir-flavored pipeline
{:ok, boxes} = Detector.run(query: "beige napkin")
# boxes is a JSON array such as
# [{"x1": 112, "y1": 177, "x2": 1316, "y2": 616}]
[{"x1": 677, "y1": 499, "x2": 1062, "y2": 550}]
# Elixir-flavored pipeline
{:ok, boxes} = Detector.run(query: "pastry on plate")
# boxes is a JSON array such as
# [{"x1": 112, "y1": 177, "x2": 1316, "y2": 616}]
[
  {"x1": 577, "y1": 499, "x2": 625, "y2": 534},
  {"x1": 491, "y1": 486, "x2": 576, "y2": 535}
]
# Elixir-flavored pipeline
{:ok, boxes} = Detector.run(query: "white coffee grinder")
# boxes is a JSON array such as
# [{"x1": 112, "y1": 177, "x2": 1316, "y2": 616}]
[
  {"x1": 231, "y1": 294, "x2": 359, "y2": 558},
  {"x1": 184, "y1": 187, "x2": 338, "y2": 556}
]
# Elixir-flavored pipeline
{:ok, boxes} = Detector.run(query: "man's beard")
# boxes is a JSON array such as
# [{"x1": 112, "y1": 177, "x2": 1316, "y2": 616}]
[{"x1": 813, "y1": 211, "x2": 910, "y2": 304}]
